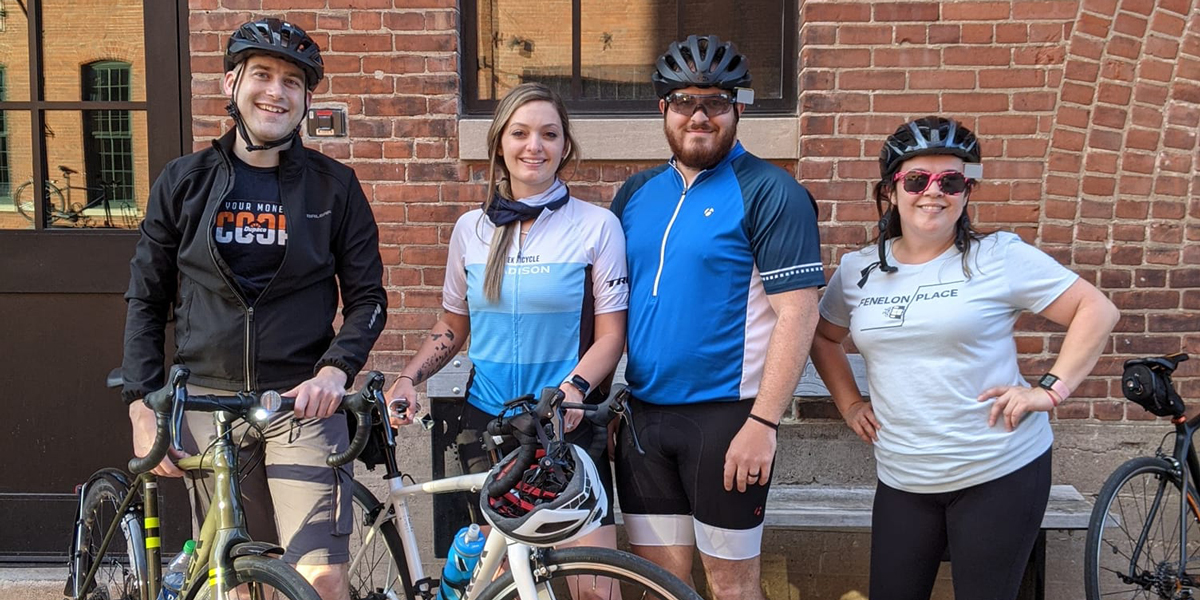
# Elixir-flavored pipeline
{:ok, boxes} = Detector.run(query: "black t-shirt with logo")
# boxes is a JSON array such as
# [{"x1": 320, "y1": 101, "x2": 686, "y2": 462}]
[{"x1": 213, "y1": 156, "x2": 287, "y2": 302}]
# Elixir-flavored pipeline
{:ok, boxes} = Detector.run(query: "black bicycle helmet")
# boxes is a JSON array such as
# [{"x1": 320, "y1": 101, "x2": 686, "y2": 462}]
[
  {"x1": 480, "y1": 444, "x2": 607, "y2": 547},
  {"x1": 879, "y1": 116, "x2": 981, "y2": 178},
  {"x1": 652, "y1": 34, "x2": 752, "y2": 98},
  {"x1": 226, "y1": 18, "x2": 324, "y2": 90}
]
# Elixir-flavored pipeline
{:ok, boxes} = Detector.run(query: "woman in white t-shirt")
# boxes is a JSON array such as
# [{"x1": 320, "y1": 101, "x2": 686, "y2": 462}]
[
  {"x1": 386, "y1": 83, "x2": 629, "y2": 582},
  {"x1": 810, "y1": 116, "x2": 1118, "y2": 600}
]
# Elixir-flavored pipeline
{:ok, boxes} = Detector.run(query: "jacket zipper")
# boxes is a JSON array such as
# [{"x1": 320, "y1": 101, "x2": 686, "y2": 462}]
[{"x1": 207, "y1": 153, "x2": 256, "y2": 392}]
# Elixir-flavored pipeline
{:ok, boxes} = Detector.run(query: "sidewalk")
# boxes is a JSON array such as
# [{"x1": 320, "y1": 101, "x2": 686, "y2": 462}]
[{"x1": 0, "y1": 566, "x2": 65, "y2": 600}]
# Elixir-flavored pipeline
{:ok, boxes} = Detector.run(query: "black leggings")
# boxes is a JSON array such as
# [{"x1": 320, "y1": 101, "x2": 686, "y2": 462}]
[{"x1": 869, "y1": 449, "x2": 1051, "y2": 600}]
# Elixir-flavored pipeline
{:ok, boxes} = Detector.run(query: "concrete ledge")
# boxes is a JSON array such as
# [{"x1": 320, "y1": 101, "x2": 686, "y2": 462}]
[{"x1": 458, "y1": 116, "x2": 800, "y2": 161}]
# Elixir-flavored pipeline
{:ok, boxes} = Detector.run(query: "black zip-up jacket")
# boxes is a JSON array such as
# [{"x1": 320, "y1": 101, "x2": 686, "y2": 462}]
[{"x1": 121, "y1": 130, "x2": 387, "y2": 403}]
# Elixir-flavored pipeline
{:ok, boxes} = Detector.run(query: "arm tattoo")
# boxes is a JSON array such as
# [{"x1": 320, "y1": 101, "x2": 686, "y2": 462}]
[{"x1": 417, "y1": 342, "x2": 455, "y2": 383}]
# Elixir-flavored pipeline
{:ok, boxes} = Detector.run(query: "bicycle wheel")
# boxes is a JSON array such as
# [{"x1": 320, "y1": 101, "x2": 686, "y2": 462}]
[
  {"x1": 13, "y1": 180, "x2": 65, "y2": 224},
  {"x1": 184, "y1": 555, "x2": 321, "y2": 600},
  {"x1": 70, "y1": 475, "x2": 146, "y2": 600},
  {"x1": 476, "y1": 546, "x2": 702, "y2": 600},
  {"x1": 1086, "y1": 456, "x2": 1200, "y2": 600},
  {"x1": 348, "y1": 480, "x2": 412, "y2": 600}
]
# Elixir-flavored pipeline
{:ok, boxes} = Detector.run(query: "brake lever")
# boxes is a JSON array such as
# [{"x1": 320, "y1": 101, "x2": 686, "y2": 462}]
[
  {"x1": 617, "y1": 392, "x2": 646, "y2": 456},
  {"x1": 375, "y1": 390, "x2": 398, "y2": 448},
  {"x1": 168, "y1": 378, "x2": 188, "y2": 453}
]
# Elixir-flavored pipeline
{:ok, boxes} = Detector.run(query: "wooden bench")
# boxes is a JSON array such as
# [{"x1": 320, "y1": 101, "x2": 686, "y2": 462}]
[{"x1": 424, "y1": 354, "x2": 1092, "y2": 600}]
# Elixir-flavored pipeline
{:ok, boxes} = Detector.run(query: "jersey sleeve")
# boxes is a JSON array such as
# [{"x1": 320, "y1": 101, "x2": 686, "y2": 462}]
[
  {"x1": 818, "y1": 262, "x2": 852, "y2": 328},
  {"x1": 1001, "y1": 236, "x2": 1079, "y2": 313},
  {"x1": 589, "y1": 209, "x2": 629, "y2": 314},
  {"x1": 442, "y1": 215, "x2": 472, "y2": 315},
  {"x1": 744, "y1": 173, "x2": 825, "y2": 294}
]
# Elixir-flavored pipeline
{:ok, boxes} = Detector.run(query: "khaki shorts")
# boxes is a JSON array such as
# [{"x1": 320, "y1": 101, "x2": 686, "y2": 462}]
[{"x1": 179, "y1": 384, "x2": 353, "y2": 565}]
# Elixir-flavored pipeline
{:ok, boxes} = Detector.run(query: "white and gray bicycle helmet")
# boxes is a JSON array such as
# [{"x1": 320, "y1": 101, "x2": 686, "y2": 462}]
[{"x1": 480, "y1": 444, "x2": 607, "y2": 547}]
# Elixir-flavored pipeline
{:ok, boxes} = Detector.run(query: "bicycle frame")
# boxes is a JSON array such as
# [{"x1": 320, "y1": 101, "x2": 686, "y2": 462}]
[
  {"x1": 176, "y1": 410, "x2": 262, "y2": 599},
  {"x1": 1131, "y1": 412, "x2": 1200, "y2": 587},
  {"x1": 351, "y1": 471, "x2": 547, "y2": 600},
  {"x1": 68, "y1": 409, "x2": 261, "y2": 600}
]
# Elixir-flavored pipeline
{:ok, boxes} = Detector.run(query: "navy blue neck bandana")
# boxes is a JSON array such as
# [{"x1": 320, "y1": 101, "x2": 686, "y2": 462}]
[{"x1": 483, "y1": 183, "x2": 570, "y2": 227}]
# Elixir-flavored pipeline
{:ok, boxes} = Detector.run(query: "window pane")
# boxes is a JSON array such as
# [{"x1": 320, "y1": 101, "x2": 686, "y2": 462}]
[
  {"x1": 0, "y1": 1, "x2": 31, "y2": 102},
  {"x1": 680, "y1": 0, "x2": 783, "y2": 100},
  {"x1": 43, "y1": 0, "x2": 145, "y2": 102},
  {"x1": 41, "y1": 110, "x2": 146, "y2": 229},
  {"x1": 578, "y1": 0, "x2": 661, "y2": 101},
  {"x1": 475, "y1": 0, "x2": 572, "y2": 100},
  {"x1": 0, "y1": 110, "x2": 32, "y2": 230},
  {"x1": 472, "y1": 0, "x2": 788, "y2": 106}
]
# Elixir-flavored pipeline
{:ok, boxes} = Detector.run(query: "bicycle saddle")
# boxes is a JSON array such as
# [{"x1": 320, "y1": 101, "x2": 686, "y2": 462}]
[{"x1": 59, "y1": 165, "x2": 78, "y2": 175}]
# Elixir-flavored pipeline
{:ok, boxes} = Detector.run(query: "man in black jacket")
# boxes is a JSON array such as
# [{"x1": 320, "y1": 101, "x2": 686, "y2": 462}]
[{"x1": 121, "y1": 18, "x2": 385, "y2": 600}]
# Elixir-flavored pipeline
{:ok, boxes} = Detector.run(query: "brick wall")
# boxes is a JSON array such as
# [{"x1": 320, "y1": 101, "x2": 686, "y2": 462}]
[{"x1": 186, "y1": 0, "x2": 1199, "y2": 427}]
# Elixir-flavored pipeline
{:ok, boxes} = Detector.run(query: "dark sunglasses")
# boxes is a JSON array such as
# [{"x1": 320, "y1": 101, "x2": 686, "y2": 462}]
[
  {"x1": 893, "y1": 169, "x2": 972, "y2": 195},
  {"x1": 665, "y1": 92, "x2": 736, "y2": 117}
]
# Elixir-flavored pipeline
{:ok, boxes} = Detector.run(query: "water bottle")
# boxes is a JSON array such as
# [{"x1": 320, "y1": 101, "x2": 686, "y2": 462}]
[
  {"x1": 438, "y1": 524, "x2": 485, "y2": 600},
  {"x1": 157, "y1": 539, "x2": 195, "y2": 600}
]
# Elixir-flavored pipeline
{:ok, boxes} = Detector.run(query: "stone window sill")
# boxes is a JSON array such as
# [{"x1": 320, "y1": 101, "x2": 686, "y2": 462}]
[{"x1": 457, "y1": 117, "x2": 799, "y2": 161}]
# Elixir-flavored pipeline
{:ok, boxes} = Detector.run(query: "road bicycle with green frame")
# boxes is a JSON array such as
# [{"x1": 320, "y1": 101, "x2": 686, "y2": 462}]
[{"x1": 65, "y1": 366, "x2": 383, "y2": 600}]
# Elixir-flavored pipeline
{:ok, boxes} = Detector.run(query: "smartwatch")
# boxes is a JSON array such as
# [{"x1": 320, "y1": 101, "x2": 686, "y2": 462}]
[
  {"x1": 1038, "y1": 372, "x2": 1071, "y2": 402},
  {"x1": 564, "y1": 374, "x2": 590, "y2": 397}
]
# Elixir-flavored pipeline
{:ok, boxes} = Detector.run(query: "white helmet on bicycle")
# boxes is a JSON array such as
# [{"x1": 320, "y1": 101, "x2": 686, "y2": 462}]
[{"x1": 480, "y1": 443, "x2": 607, "y2": 547}]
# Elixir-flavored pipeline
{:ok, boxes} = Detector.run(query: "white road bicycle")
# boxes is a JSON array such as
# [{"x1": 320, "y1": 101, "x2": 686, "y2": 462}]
[{"x1": 345, "y1": 387, "x2": 700, "y2": 600}]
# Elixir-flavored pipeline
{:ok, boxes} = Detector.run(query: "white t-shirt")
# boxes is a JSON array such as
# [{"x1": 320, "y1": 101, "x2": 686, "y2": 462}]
[{"x1": 819, "y1": 232, "x2": 1078, "y2": 493}]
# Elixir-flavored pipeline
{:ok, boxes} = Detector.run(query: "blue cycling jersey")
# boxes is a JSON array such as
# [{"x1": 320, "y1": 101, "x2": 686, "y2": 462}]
[{"x1": 611, "y1": 142, "x2": 823, "y2": 405}]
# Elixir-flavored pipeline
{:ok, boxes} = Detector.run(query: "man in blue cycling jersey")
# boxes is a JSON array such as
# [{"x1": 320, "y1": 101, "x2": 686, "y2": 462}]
[{"x1": 610, "y1": 35, "x2": 823, "y2": 600}]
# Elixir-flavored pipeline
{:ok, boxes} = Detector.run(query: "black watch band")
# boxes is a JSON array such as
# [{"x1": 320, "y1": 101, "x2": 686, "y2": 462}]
[{"x1": 565, "y1": 374, "x2": 590, "y2": 396}]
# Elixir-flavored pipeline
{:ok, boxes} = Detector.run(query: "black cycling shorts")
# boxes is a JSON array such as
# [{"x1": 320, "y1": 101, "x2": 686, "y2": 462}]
[{"x1": 614, "y1": 396, "x2": 773, "y2": 559}]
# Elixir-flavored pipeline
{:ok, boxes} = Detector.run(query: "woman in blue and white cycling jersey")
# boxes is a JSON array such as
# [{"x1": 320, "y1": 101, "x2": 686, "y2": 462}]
[{"x1": 387, "y1": 83, "x2": 629, "y2": 561}]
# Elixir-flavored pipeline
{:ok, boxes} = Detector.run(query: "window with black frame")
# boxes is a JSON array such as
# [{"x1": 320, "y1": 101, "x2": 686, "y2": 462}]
[
  {"x1": 83, "y1": 61, "x2": 136, "y2": 212},
  {"x1": 464, "y1": 0, "x2": 796, "y2": 115},
  {"x1": 0, "y1": 0, "x2": 153, "y2": 231}
]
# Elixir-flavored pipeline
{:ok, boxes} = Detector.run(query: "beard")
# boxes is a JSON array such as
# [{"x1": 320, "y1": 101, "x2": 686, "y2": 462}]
[{"x1": 665, "y1": 118, "x2": 738, "y2": 172}]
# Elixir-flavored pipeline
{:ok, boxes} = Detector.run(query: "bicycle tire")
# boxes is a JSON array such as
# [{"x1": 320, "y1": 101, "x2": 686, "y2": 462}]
[
  {"x1": 13, "y1": 180, "x2": 65, "y2": 224},
  {"x1": 70, "y1": 475, "x2": 146, "y2": 600},
  {"x1": 475, "y1": 546, "x2": 703, "y2": 600},
  {"x1": 183, "y1": 554, "x2": 321, "y2": 600},
  {"x1": 348, "y1": 479, "x2": 414, "y2": 600},
  {"x1": 1085, "y1": 456, "x2": 1200, "y2": 600}
]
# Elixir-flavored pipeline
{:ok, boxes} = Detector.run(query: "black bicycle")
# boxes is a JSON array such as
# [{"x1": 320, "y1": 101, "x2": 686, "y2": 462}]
[
  {"x1": 1085, "y1": 353, "x2": 1200, "y2": 600},
  {"x1": 14, "y1": 165, "x2": 134, "y2": 228}
]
